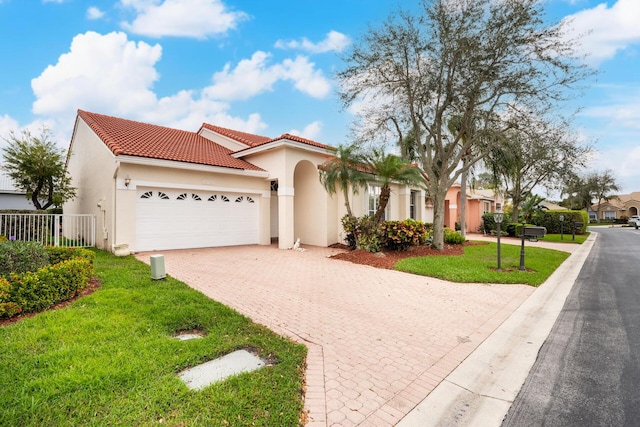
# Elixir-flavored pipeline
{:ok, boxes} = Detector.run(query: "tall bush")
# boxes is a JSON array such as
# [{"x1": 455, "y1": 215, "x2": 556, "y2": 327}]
[{"x1": 0, "y1": 241, "x2": 50, "y2": 278}]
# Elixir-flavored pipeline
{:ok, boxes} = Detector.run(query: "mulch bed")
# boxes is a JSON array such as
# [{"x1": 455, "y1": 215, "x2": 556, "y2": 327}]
[{"x1": 329, "y1": 241, "x2": 486, "y2": 270}]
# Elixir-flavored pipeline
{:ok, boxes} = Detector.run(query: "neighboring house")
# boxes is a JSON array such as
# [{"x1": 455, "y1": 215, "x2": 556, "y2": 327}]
[
  {"x1": 539, "y1": 200, "x2": 566, "y2": 211},
  {"x1": 588, "y1": 192, "x2": 640, "y2": 221},
  {"x1": 444, "y1": 184, "x2": 497, "y2": 233},
  {"x1": 0, "y1": 171, "x2": 34, "y2": 210},
  {"x1": 64, "y1": 110, "x2": 432, "y2": 253}
]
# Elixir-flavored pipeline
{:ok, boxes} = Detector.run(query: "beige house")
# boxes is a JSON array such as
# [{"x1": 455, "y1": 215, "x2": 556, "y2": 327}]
[
  {"x1": 588, "y1": 192, "x2": 640, "y2": 221},
  {"x1": 64, "y1": 110, "x2": 432, "y2": 253}
]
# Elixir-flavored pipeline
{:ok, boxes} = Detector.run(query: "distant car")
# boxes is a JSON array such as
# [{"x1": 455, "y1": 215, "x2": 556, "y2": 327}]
[{"x1": 628, "y1": 215, "x2": 640, "y2": 229}]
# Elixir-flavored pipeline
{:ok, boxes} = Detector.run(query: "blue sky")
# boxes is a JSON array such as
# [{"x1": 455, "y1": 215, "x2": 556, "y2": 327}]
[{"x1": 0, "y1": 0, "x2": 638, "y2": 195}]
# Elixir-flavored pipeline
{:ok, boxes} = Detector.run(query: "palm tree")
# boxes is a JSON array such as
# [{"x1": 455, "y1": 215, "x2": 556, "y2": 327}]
[
  {"x1": 520, "y1": 194, "x2": 546, "y2": 223},
  {"x1": 366, "y1": 149, "x2": 427, "y2": 224},
  {"x1": 318, "y1": 144, "x2": 369, "y2": 218}
]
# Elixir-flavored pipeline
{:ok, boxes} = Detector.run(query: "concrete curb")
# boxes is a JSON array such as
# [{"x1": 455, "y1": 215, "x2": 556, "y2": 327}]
[{"x1": 397, "y1": 233, "x2": 598, "y2": 427}]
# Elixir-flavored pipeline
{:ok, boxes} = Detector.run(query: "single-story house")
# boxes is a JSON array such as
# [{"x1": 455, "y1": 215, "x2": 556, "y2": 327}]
[
  {"x1": 588, "y1": 192, "x2": 640, "y2": 221},
  {"x1": 0, "y1": 171, "x2": 34, "y2": 210},
  {"x1": 64, "y1": 110, "x2": 435, "y2": 253},
  {"x1": 444, "y1": 184, "x2": 497, "y2": 233}
]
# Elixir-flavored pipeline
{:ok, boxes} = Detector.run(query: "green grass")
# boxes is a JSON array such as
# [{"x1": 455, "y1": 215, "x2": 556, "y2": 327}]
[
  {"x1": 396, "y1": 241, "x2": 570, "y2": 286},
  {"x1": 537, "y1": 232, "x2": 589, "y2": 244},
  {"x1": 0, "y1": 250, "x2": 306, "y2": 426}
]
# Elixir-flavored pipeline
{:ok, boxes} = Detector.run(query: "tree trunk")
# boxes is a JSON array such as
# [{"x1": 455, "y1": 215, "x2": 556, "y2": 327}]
[
  {"x1": 459, "y1": 167, "x2": 467, "y2": 237},
  {"x1": 342, "y1": 187, "x2": 353, "y2": 218},
  {"x1": 374, "y1": 185, "x2": 391, "y2": 224},
  {"x1": 431, "y1": 187, "x2": 448, "y2": 251}
]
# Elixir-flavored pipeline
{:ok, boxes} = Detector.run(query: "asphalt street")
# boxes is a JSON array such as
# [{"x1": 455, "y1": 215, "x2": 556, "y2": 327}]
[{"x1": 502, "y1": 227, "x2": 640, "y2": 426}]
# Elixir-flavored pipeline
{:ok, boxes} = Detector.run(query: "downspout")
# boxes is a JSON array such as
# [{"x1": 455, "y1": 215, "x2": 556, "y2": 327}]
[{"x1": 111, "y1": 161, "x2": 120, "y2": 252}]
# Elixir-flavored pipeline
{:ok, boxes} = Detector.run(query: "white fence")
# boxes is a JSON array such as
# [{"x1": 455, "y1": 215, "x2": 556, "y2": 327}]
[{"x1": 0, "y1": 214, "x2": 96, "y2": 247}]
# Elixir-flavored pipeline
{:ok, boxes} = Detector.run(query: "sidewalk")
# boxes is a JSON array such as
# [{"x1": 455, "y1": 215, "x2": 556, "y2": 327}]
[{"x1": 397, "y1": 232, "x2": 596, "y2": 426}]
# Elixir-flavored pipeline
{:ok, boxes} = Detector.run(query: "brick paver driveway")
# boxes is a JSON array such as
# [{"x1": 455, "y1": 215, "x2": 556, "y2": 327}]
[{"x1": 137, "y1": 244, "x2": 534, "y2": 426}]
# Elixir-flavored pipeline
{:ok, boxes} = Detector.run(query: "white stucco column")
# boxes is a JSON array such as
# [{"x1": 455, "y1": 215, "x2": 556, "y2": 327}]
[
  {"x1": 259, "y1": 191, "x2": 271, "y2": 245},
  {"x1": 278, "y1": 186, "x2": 295, "y2": 249}
]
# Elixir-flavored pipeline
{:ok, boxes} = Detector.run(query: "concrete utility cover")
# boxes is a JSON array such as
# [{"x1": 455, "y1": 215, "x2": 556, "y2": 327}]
[
  {"x1": 174, "y1": 333, "x2": 204, "y2": 341},
  {"x1": 178, "y1": 350, "x2": 265, "y2": 390}
]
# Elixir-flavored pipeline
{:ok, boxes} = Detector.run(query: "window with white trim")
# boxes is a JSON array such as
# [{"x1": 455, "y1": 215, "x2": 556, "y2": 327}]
[
  {"x1": 367, "y1": 184, "x2": 389, "y2": 220},
  {"x1": 604, "y1": 211, "x2": 616, "y2": 220}
]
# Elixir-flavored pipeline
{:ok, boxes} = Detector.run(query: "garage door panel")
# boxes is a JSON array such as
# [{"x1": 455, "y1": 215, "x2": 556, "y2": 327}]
[{"x1": 136, "y1": 189, "x2": 259, "y2": 251}]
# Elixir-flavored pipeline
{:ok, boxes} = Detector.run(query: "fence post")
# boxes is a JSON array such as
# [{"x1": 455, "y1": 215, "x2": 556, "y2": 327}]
[{"x1": 54, "y1": 215, "x2": 60, "y2": 247}]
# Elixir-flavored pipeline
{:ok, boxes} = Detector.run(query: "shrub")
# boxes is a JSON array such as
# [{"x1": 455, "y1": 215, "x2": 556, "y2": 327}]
[
  {"x1": 0, "y1": 241, "x2": 50, "y2": 278},
  {"x1": 0, "y1": 249, "x2": 94, "y2": 318},
  {"x1": 444, "y1": 228, "x2": 465, "y2": 244},
  {"x1": 534, "y1": 210, "x2": 588, "y2": 234},
  {"x1": 0, "y1": 277, "x2": 21, "y2": 318},
  {"x1": 481, "y1": 212, "x2": 496, "y2": 234},
  {"x1": 380, "y1": 219, "x2": 429, "y2": 251},
  {"x1": 341, "y1": 215, "x2": 381, "y2": 252},
  {"x1": 47, "y1": 246, "x2": 95, "y2": 266}
]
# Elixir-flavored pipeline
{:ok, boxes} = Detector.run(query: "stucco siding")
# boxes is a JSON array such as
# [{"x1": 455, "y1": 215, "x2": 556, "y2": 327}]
[{"x1": 65, "y1": 118, "x2": 117, "y2": 250}]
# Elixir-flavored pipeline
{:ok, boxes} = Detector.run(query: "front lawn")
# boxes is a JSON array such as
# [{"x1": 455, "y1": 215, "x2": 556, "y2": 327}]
[
  {"x1": 538, "y1": 232, "x2": 589, "y2": 244},
  {"x1": 0, "y1": 250, "x2": 306, "y2": 426},
  {"x1": 396, "y1": 242, "x2": 570, "y2": 286}
]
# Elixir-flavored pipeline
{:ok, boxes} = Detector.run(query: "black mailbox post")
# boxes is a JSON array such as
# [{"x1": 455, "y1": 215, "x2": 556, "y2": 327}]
[
  {"x1": 520, "y1": 225, "x2": 547, "y2": 270},
  {"x1": 573, "y1": 222, "x2": 584, "y2": 241}
]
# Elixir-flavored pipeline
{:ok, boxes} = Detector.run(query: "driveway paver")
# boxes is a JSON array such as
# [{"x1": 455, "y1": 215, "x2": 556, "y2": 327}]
[{"x1": 137, "y1": 244, "x2": 535, "y2": 426}]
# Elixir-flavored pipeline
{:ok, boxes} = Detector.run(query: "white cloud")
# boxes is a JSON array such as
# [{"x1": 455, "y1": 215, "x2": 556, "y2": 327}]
[
  {"x1": 204, "y1": 52, "x2": 331, "y2": 100},
  {"x1": 28, "y1": 31, "x2": 270, "y2": 144},
  {"x1": 289, "y1": 121, "x2": 322, "y2": 140},
  {"x1": 87, "y1": 7, "x2": 105, "y2": 20},
  {"x1": 591, "y1": 146, "x2": 640, "y2": 194},
  {"x1": 563, "y1": 0, "x2": 640, "y2": 66},
  {"x1": 31, "y1": 31, "x2": 162, "y2": 122},
  {"x1": 120, "y1": 0, "x2": 248, "y2": 39},
  {"x1": 204, "y1": 51, "x2": 284, "y2": 101},
  {"x1": 0, "y1": 114, "x2": 20, "y2": 146},
  {"x1": 282, "y1": 56, "x2": 331, "y2": 98},
  {"x1": 275, "y1": 30, "x2": 351, "y2": 54}
]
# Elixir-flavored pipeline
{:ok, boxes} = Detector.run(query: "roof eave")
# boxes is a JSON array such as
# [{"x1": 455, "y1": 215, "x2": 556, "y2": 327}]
[
  {"x1": 116, "y1": 155, "x2": 269, "y2": 178},
  {"x1": 232, "y1": 139, "x2": 334, "y2": 158}
]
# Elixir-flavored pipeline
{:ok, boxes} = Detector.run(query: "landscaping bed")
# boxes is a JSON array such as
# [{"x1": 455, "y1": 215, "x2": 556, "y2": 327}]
[{"x1": 330, "y1": 241, "x2": 483, "y2": 270}]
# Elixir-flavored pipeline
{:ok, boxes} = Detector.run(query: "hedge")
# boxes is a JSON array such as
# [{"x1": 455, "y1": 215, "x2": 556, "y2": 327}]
[
  {"x1": 0, "y1": 247, "x2": 95, "y2": 318},
  {"x1": 380, "y1": 219, "x2": 431, "y2": 251}
]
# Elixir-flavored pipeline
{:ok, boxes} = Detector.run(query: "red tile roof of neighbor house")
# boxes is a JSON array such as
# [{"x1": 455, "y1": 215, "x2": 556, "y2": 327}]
[
  {"x1": 77, "y1": 110, "x2": 264, "y2": 171},
  {"x1": 199, "y1": 123, "x2": 271, "y2": 147},
  {"x1": 203, "y1": 123, "x2": 332, "y2": 153}
]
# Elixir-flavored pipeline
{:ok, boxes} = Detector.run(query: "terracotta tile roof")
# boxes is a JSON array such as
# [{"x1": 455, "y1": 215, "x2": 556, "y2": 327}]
[
  {"x1": 199, "y1": 123, "x2": 271, "y2": 147},
  {"x1": 77, "y1": 110, "x2": 264, "y2": 171},
  {"x1": 266, "y1": 133, "x2": 331, "y2": 150},
  {"x1": 232, "y1": 132, "x2": 332, "y2": 155}
]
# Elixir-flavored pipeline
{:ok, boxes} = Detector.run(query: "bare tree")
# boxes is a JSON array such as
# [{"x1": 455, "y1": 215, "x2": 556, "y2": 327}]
[
  {"x1": 485, "y1": 114, "x2": 592, "y2": 222},
  {"x1": 337, "y1": 0, "x2": 592, "y2": 250}
]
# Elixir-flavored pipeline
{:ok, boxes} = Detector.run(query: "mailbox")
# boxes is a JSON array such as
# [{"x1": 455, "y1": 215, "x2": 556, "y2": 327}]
[{"x1": 524, "y1": 226, "x2": 546, "y2": 241}]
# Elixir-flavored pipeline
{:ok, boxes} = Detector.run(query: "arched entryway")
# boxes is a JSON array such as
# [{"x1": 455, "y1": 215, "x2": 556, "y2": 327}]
[{"x1": 629, "y1": 206, "x2": 638, "y2": 216}]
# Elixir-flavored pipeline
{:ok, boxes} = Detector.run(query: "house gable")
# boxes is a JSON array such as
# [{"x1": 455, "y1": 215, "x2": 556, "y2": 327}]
[
  {"x1": 77, "y1": 110, "x2": 264, "y2": 172},
  {"x1": 198, "y1": 123, "x2": 271, "y2": 152}
]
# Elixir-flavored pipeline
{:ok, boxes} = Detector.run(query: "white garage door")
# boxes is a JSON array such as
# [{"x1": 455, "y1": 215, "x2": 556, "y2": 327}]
[{"x1": 136, "y1": 188, "x2": 259, "y2": 251}]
